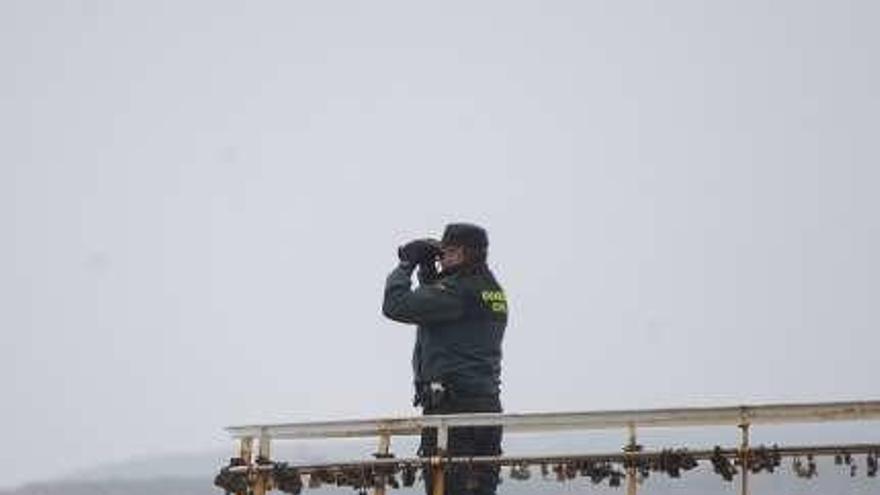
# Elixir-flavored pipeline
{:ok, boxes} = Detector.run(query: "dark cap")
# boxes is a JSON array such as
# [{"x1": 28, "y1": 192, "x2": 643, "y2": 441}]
[{"x1": 441, "y1": 223, "x2": 489, "y2": 249}]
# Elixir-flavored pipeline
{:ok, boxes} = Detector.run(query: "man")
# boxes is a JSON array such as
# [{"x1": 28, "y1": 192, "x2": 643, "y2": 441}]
[{"x1": 382, "y1": 223, "x2": 507, "y2": 495}]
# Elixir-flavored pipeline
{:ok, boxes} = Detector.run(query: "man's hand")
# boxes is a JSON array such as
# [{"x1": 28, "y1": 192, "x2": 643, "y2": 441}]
[
  {"x1": 417, "y1": 261, "x2": 440, "y2": 285},
  {"x1": 398, "y1": 238, "x2": 442, "y2": 264}
]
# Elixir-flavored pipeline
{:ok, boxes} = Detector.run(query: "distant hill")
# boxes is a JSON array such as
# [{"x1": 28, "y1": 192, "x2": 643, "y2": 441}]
[{"x1": 0, "y1": 477, "x2": 208, "y2": 495}]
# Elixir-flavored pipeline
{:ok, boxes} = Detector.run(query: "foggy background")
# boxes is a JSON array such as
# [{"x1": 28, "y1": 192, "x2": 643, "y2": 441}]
[{"x1": 1, "y1": 0, "x2": 877, "y2": 489}]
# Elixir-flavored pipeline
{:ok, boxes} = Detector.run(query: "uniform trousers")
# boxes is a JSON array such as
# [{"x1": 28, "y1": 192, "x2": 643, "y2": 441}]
[{"x1": 419, "y1": 394, "x2": 502, "y2": 495}]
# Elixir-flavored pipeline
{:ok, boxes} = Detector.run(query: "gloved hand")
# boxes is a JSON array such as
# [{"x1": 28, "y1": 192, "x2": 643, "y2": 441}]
[
  {"x1": 398, "y1": 238, "x2": 442, "y2": 265},
  {"x1": 417, "y1": 261, "x2": 440, "y2": 285}
]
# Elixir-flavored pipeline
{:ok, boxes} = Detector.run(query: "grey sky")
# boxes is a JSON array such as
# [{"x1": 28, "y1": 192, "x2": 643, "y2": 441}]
[{"x1": 1, "y1": 0, "x2": 878, "y2": 488}]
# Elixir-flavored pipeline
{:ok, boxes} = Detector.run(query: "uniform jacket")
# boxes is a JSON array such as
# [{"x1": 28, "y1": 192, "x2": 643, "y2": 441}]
[{"x1": 382, "y1": 262, "x2": 507, "y2": 396}]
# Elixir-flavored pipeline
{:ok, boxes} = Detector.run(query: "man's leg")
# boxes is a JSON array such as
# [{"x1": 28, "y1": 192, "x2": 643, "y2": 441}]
[
  {"x1": 446, "y1": 426, "x2": 476, "y2": 495},
  {"x1": 469, "y1": 424, "x2": 502, "y2": 495},
  {"x1": 446, "y1": 397, "x2": 502, "y2": 495},
  {"x1": 420, "y1": 394, "x2": 502, "y2": 495}
]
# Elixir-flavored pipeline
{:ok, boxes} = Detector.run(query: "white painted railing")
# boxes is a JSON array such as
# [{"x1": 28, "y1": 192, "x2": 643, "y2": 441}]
[{"x1": 220, "y1": 400, "x2": 880, "y2": 495}]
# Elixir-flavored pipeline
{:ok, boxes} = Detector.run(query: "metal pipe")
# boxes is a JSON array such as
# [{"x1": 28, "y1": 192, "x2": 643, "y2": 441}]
[
  {"x1": 739, "y1": 423, "x2": 750, "y2": 495},
  {"x1": 373, "y1": 433, "x2": 390, "y2": 495},
  {"x1": 433, "y1": 421, "x2": 447, "y2": 495},
  {"x1": 255, "y1": 431, "x2": 271, "y2": 495},
  {"x1": 224, "y1": 442, "x2": 880, "y2": 473},
  {"x1": 626, "y1": 424, "x2": 638, "y2": 495},
  {"x1": 431, "y1": 458, "x2": 444, "y2": 495},
  {"x1": 236, "y1": 437, "x2": 254, "y2": 495},
  {"x1": 226, "y1": 400, "x2": 880, "y2": 440},
  {"x1": 239, "y1": 437, "x2": 253, "y2": 464}
]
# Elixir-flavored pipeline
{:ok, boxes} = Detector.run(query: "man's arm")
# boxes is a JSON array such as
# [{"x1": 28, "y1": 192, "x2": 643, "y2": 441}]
[{"x1": 382, "y1": 262, "x2": 464, "y2": 325}]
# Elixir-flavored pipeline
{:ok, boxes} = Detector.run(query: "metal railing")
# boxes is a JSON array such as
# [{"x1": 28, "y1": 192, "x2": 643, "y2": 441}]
[{"x1": 218, "y1": 399, "x2": 880, "y2": 495}]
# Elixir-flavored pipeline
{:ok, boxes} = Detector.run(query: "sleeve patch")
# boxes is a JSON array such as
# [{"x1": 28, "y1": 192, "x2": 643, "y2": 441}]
[{"x1": 481, "y1": 290, "x2": 508, "y2": 313}]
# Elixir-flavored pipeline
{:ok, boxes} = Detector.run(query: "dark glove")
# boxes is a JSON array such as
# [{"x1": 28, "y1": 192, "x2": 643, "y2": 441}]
[
  {"x1": 417, "y1": 261, "x2": 440, "y2": 285},
  {"x1": 398, "y1": 238, "x2": 442, "y2": 264}
]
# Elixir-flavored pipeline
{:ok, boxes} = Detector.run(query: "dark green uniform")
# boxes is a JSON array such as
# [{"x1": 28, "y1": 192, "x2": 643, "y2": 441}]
[{"x1": 383, "y1": 261, "x2": 507, "y2": 495}]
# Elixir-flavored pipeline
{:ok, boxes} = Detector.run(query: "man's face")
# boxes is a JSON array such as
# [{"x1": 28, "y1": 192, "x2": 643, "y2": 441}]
[{"x1": 440, "y1": 244, "x2": 465, "y2": 271}]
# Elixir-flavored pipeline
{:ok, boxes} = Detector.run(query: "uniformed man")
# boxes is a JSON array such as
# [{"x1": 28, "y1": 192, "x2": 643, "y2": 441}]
[{"x1": 382, "y1": 223, "x2": 507, "y2": 495}]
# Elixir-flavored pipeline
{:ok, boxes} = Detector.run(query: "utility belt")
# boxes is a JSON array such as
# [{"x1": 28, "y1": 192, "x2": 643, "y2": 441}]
[
  {"x1": 413, "y1": 380, "x2": 499, "y2": 412},
  {"x1": 413, "y1": 381, "x2": 451, "y2": 410}
]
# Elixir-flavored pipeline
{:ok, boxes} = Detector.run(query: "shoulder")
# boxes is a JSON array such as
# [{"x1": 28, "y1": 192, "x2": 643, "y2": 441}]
[
  {"x1": 456, "y1": 272, "x2": 508, "y2": 316},
  {"x1": 458, "y1": 270, "x2": 502, "y2": 290},
  {"x1": 429, "y1": 273, "x2": 462, "y2": 294}
]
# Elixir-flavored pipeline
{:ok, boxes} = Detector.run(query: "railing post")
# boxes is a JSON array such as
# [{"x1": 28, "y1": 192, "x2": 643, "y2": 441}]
[
  {"x1": 374, "y1": 432, "x2": 391, "y2": 495},
  {"x1": 237, "y1": 437, "x2": 254, "y2": 495},
  {"x1": 739, "y1": 422, "x2": 750, "y2": 495},
  {"x1": 253, "y1": 430, "x2": 271, "y2": 495},
  {"x1": 239, "y1": 436, "x2": 254, "y2": 463},
  {"x1": 432, "y1": 421, "x2": 448, "y2": 495},
  {"x1": 626, "y1": 423, "x2": 639, "y2": 495}
]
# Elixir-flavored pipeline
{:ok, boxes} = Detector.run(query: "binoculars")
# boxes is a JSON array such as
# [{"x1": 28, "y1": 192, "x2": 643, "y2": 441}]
[{"x1": 398, "y1": 238, "x2": 442, "y2": 264}]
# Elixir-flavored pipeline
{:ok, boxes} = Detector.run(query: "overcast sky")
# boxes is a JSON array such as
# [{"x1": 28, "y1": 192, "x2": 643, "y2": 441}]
[{"x1": 1, "y1": 0, "x2": 878, "y2": 488}]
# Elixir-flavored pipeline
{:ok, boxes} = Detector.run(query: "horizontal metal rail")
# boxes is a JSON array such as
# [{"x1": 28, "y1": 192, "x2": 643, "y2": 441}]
[
  {"x1": 226, "y1": 399, "x2": 880, "y2": 440},
  {"x1": 226, "y1": 442, "x2": 880, "y2": 473}
]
